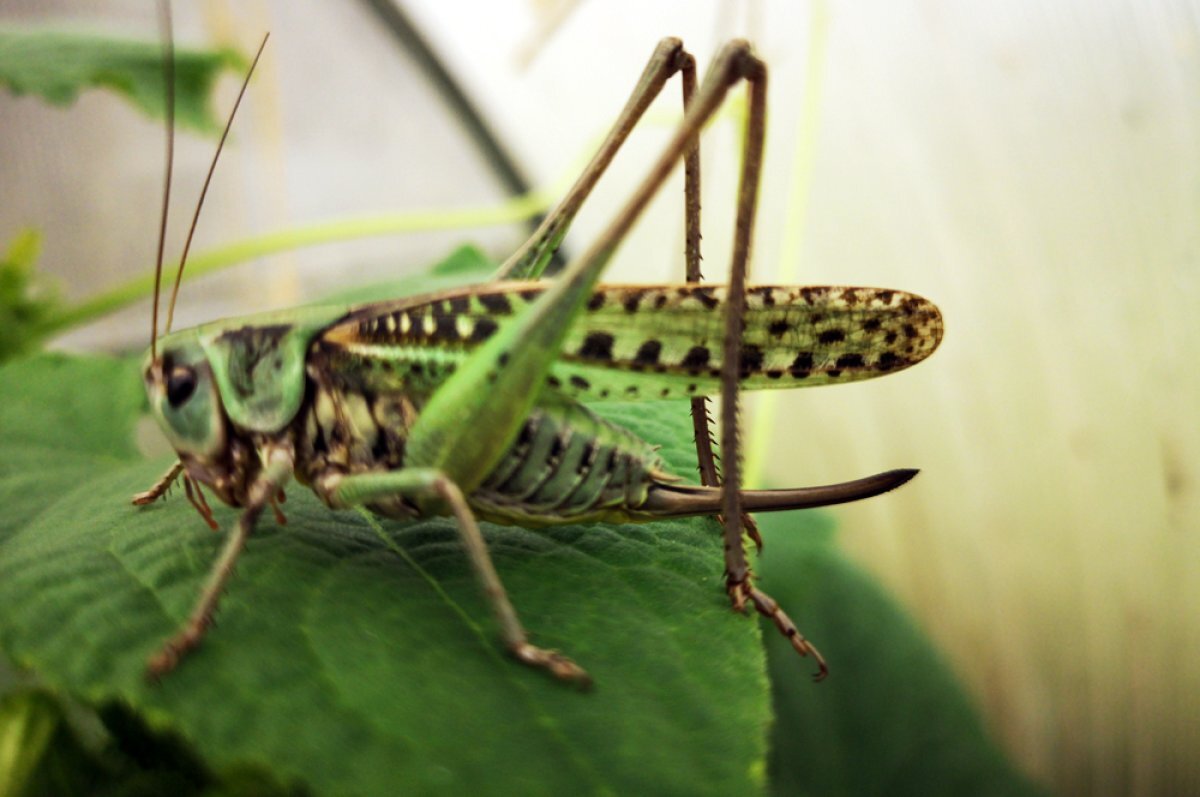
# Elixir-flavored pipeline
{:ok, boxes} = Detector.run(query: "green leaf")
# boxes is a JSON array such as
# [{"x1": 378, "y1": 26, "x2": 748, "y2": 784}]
[
  {"x1": 756, "y1": 512, "x2": 1046, "y2": 797},
  {"x1": 0, "y1": 28, "x2": 244, "y2": 132},
  {"x1": 0, "y1": 265, "x2": 771, "y2": 795},
  {"x1": 0, "y1": 689, "x2": 98, "y2": 797},
  {"x1": 0, "y1": 230, "x2": 62, "y2": 364},
  {"x1": 0, "y1": 253, "x2": 1038, "y2": 794}
]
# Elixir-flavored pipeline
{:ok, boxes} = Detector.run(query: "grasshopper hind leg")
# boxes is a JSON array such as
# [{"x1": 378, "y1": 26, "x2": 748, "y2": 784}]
[
  {"x1": 693, "y1": 44, "x2": 827, "y2": 679},
  {"x1": 496, "y1": 38, "x2": 698, "y2": 281}
]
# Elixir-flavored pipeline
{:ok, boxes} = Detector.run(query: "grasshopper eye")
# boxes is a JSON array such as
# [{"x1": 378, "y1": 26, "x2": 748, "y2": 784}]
[{"x1": 166, "y1": 366, "x2": 197, "y2": 407}]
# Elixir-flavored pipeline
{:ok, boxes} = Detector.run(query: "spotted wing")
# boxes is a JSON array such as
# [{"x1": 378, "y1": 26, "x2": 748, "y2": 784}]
[{"x1": 320, "y1": 281, "x2": 943, "y2": 401}]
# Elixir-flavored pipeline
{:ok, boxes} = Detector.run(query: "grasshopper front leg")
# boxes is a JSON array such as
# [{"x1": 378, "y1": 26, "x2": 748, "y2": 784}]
[
  {"x1": 145, "y1": 446, "x2": 294, "y2": 681},
  {"x1": 132, "y1": 460, "x2": 185, "y2": 505},
  {"x1": 324, "y1": 468, "x2": 590, "y2": 686},
  {"x1": 134, "y1": 460, "x2": 220, "y2": 531}
]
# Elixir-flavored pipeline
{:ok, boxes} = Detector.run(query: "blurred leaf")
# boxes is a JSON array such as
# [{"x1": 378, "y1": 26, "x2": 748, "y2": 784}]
[
  {"x1": 0, "y1": 689, "x2": 59, "y2": 797},
  {"x1": 0, "y1": 28, "x2": 244, "y2": 132},
  {"x1": 0, "y1": 230, "x2": 61, "y2": 363},
  {"x1": 0, "y1": 263, "x2": 771, "y2": 796},
  {"x1": 756, "y1": 511, "x2": 1046, "y2": 797},
  {"x1": 0, "y1": 689, "x2": 106, "y2": 797},
  {"x1": 0, "y1": 683, "x2": 301, "y2": 796}
]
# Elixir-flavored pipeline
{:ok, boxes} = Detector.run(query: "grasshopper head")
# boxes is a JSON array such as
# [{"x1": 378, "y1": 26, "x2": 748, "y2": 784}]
[{"x1": 143, "y1": 332, "x2": 228, "y2": 461}]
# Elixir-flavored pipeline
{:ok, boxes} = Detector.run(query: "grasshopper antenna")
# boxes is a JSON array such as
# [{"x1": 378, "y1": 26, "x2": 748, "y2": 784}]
[
  {"x1": 164, "y1": 32, "x2": 270, "y2": 334},
  {"x1": 150, "y1": 0, "x2": 175, "y2": 360}
]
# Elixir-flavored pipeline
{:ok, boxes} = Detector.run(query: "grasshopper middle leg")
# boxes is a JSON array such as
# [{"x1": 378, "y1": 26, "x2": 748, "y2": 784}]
[{"x1": 323, "y1": 468, "x2": 591, "y2": 686}]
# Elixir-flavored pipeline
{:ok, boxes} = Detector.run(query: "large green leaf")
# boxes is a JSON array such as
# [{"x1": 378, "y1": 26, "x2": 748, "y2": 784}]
[
  {"x1": 756, "y1": 512, "x2": 1046, "y2": 797},
  {"x1": 0, "y1": 263, "x2": 771, "y2": 795},
  {"x1": 0, "y1": 230, "x2": 62, "y2": 364},
  {"x1": 0, "y1": 28, "x2": 244, "y2": 132},
  {"x1": 0, "y1": 248, "x2": 1041, "y2": 795}
]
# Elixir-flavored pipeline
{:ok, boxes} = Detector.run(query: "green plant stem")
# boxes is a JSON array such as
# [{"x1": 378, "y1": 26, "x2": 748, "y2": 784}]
[{"x1": 45, "y1": 192, "x2": 555, "y2": 335}]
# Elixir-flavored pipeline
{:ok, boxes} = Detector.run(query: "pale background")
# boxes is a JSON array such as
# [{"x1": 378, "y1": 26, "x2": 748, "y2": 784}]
[{"x1": 1, "y1": 2, "x2": 1196, "y2": 795}]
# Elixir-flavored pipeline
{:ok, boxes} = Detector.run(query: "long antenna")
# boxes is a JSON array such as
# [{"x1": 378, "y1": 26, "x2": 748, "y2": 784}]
[
  {"x1": 165, "y1": 32, "x2": 270, "y2": 334},
  {"x1": 151, "y1": 0, "x2": 176, "y2": 360}
]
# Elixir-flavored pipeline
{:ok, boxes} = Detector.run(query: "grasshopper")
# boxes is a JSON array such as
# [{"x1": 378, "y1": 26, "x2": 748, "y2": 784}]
[{"x1": 134, "y1": 27, "x2": 943, "y2": 687}]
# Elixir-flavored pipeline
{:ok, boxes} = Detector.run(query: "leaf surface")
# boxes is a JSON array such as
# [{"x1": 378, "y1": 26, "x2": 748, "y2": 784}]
[
  {"x1": 0, "y1": 263, "x2": 770, "y2": 796},
  {"x1": 0, "y1": 251, "x2": 1039, "y2": 796},
  {"x1": 756, "y1": 512, "x2": 1046, "y2": 797},
  {"x1": 0, "y1": 28, "x2": 244, "y2": 132}
]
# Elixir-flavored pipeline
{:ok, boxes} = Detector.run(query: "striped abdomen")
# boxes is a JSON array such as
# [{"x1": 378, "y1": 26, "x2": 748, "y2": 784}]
[{"x1": 467, "y1": 396, "x2": 666, "y2": 526}]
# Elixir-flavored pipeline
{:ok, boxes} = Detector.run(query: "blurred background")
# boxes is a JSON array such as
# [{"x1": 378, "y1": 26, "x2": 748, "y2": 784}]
[{"x1": 1, "y1": 1, "x2": 1197, "y2": 794}]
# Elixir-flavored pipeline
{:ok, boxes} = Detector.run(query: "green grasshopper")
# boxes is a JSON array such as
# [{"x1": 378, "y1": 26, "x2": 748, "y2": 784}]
[{"x1": 134, "y1": 29, "x2": 943, "y2": 687}]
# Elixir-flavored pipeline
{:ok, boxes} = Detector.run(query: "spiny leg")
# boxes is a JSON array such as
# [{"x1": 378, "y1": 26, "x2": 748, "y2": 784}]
[
  {"x1": 496, "y1": 38, "x2": 697, "y2": 281},
  {"x1": 403, "y1": 41, "x2": 803, "y2": 496},
  {"x1": 713, "y1": 48, "x2": 826, "y2": 679},
  {"x1": 145, "y1": 447, "x2": 294, "y2": 681},
  {"x1": 183, "y1": 475, "x2": 219, "y2": 531},
  {"x1": 397, "y1": 42, "x2": 807, "y2": 684},
  {"x1": 326, "y1": 468, "x2": 590, "y2": 687},
  {"x1": 501, "y1": 36, "x2": 728, "y2": 511},
  {"x1": 679, "y1": 49, "x2": 720, "y2": 491},
  {"x1": 132, "y1": 461, "x2": 224, "y2": 532},
  {"x1": 676, "y1": 59, "x2": 764, "y2": 550},
  {"x1": 132, "y1": 460, "x2": 185, "y2": 505}
]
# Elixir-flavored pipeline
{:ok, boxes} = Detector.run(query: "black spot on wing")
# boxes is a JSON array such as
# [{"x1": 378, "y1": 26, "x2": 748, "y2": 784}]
[
  {"x1": 836, "y1": 353, "x2": 864, "y2": 369},
  {"x1": 694, "y1": 287, "x2": 720, "y2": 309},
  {"x1": 752, "y1": 286, "x2": 776, "y2": 306},
  {"x1": 434, "y1": 314, "x2": 458, "y2": 341},
  {"x1": 479, "y1": 293, "x2": 514, "y2": 314},
  {"x1": 681, "y1": 346, "x2": 710, "y2": 370},
  {"x1": 579, "y1": 332, "x2": 615, "y2": 361},
  {"x1": 877, "y1": 352, "x2": 903, "y2": 371},
  {"x1": 789, "y1": 352, "x2": 814, "y2": 378},
  {"x1": 739, "y1": 345, "x2": 765, "y2": 375},
  {"x1": 634, "y1": 340, "x2": 662, "y2": 366},
  {"x1": 471, "y1": 317, "x2": 499, "y2": 343}
]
